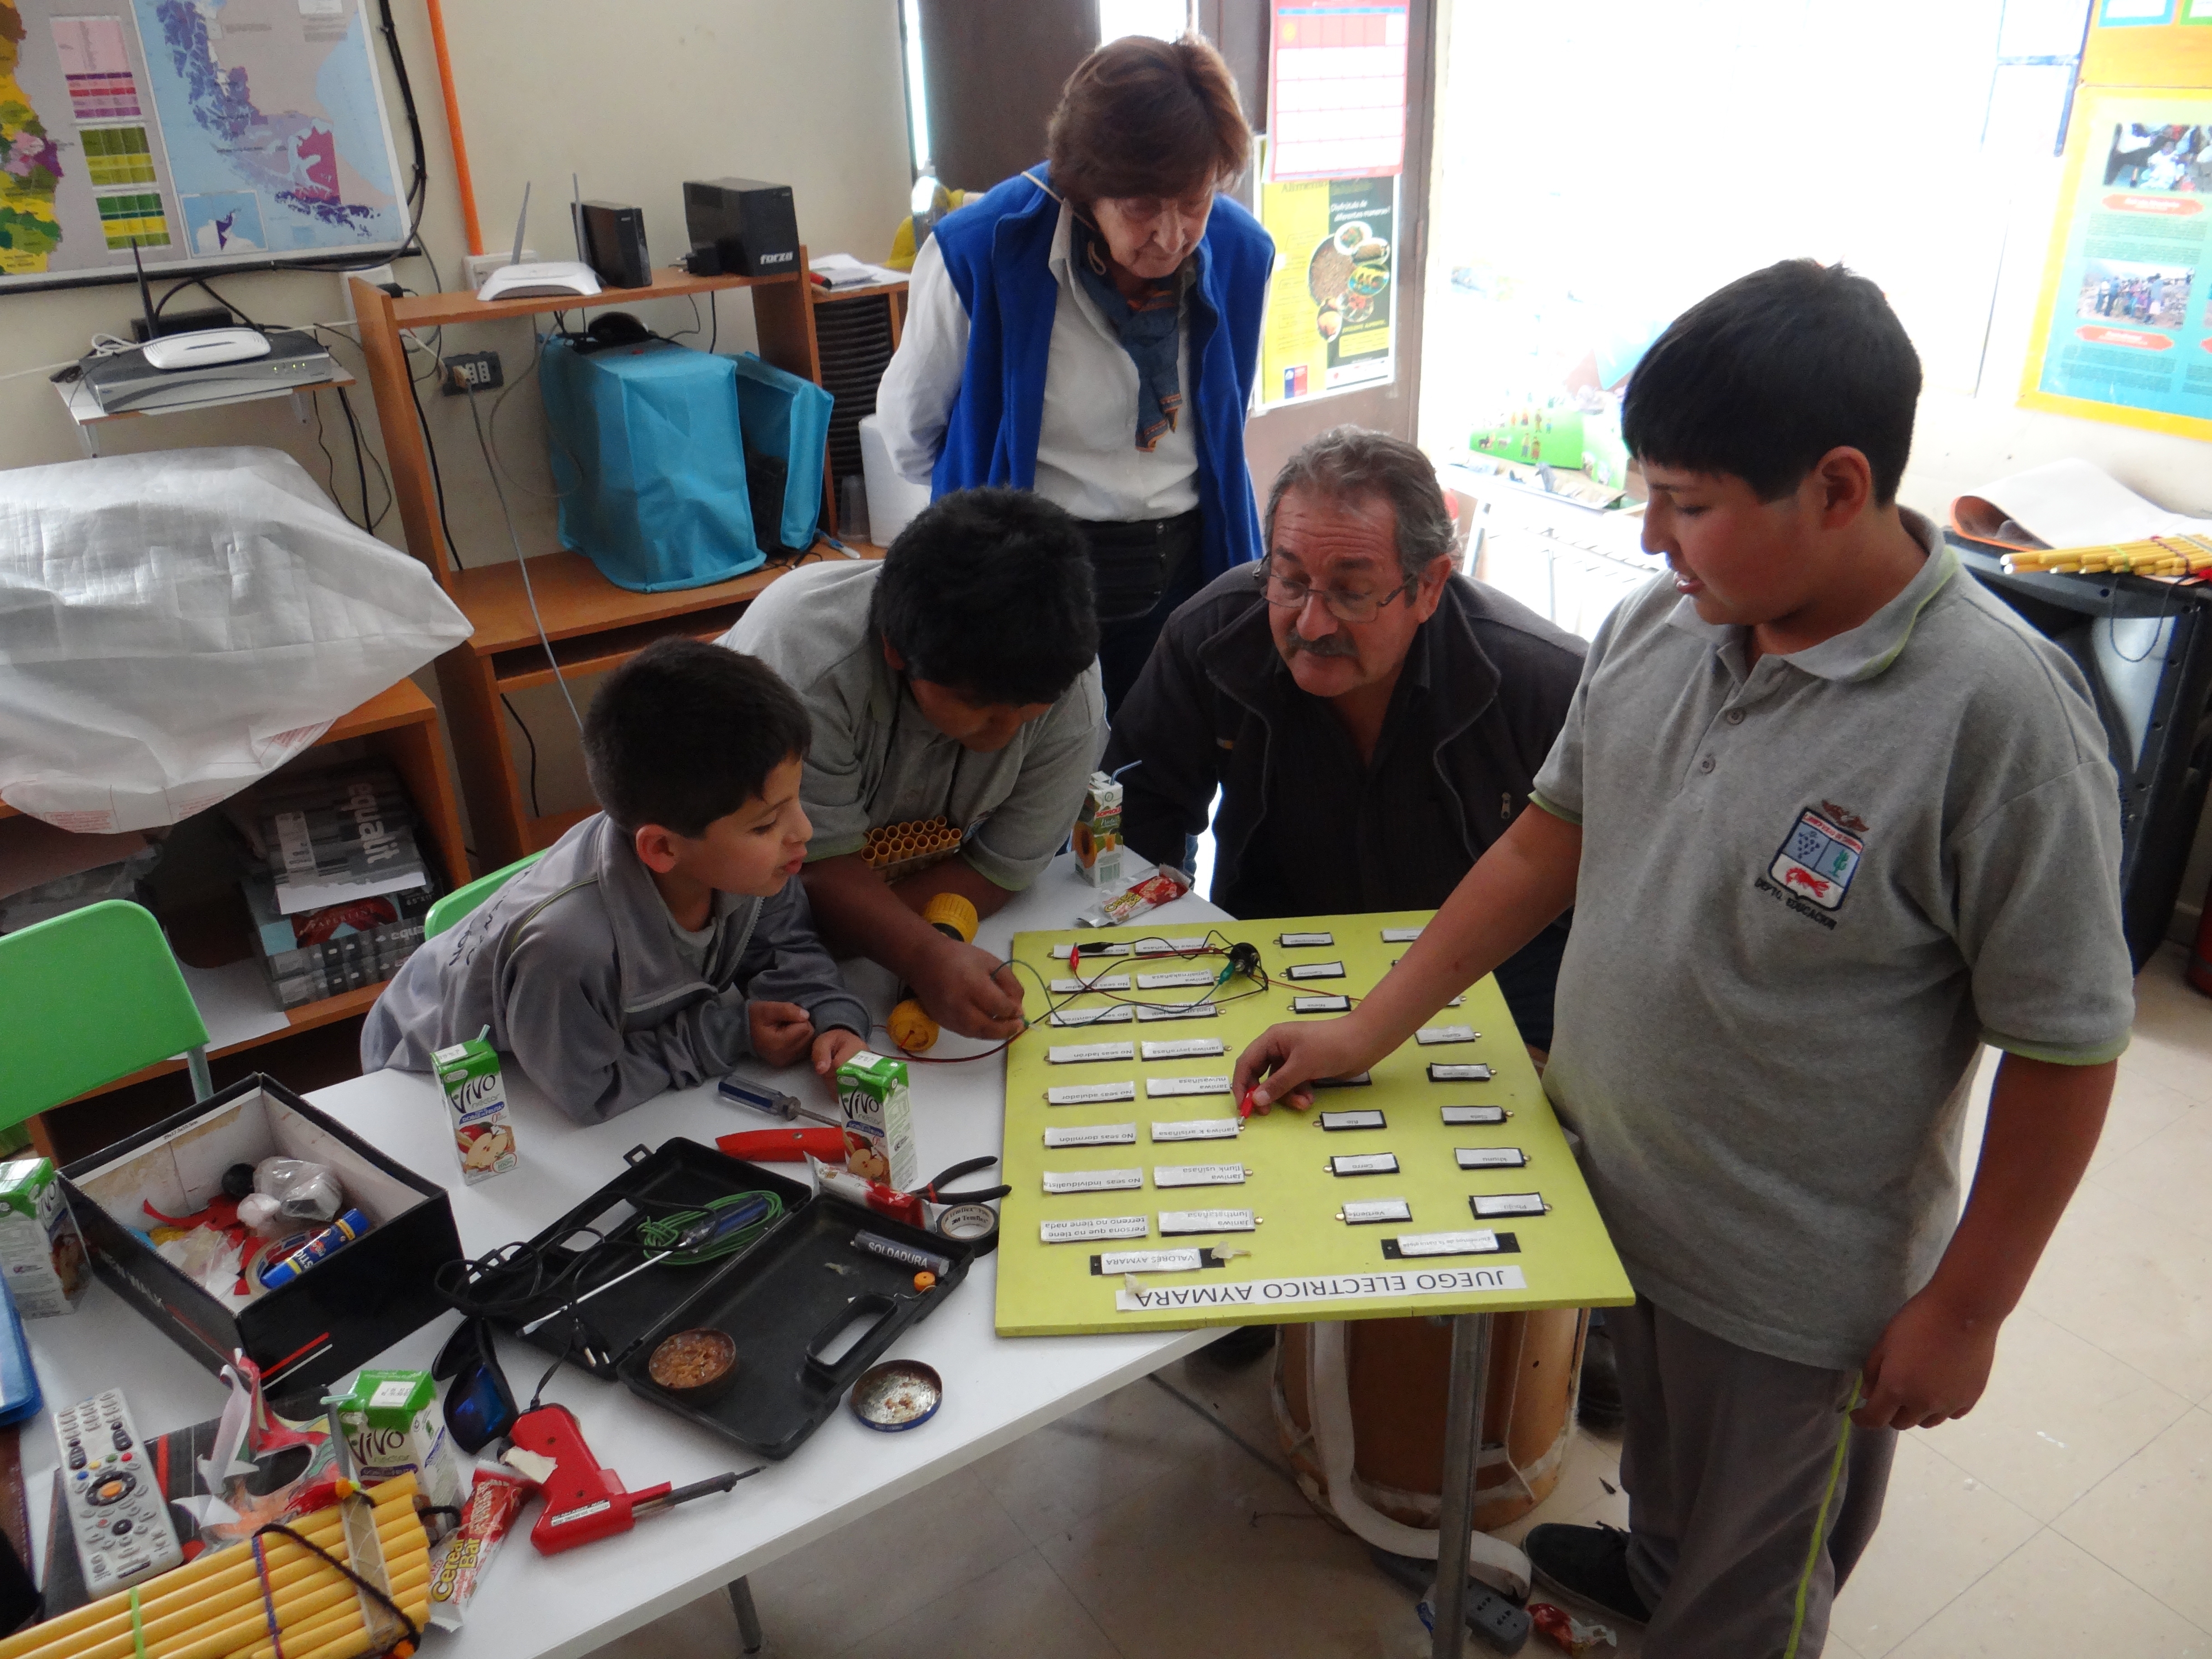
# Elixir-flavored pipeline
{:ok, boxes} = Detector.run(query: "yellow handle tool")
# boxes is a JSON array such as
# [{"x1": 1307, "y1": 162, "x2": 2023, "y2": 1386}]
[{"x1": 888, "y1": 892, "x2": 979, "y2": 1053}]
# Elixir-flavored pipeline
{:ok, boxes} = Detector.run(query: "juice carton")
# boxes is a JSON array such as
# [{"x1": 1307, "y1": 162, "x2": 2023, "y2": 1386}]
[
  {"x1": 432, "y1": 1037, "x2": 519, "y2": 1184},
  {"x1": 335, "y1": 1368, "x2": 469, "y2": 1521},
  {"x1": 836, "y1": 1050, "x2": 917, "y2": 1192},
  {"x1": 1072, "y1": 771, "x2": 1124, "y2": 889},
  {"x1": 0, "y1": 1158, "x2": 88, "y2": 1317}
]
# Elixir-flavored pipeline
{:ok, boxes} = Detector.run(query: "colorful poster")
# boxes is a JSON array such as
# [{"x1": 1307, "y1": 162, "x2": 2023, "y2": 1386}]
[
  {"x1": 1258, "y1": 173, "x2": 1396, "y2": 407},
  {"x1": 2020, "y1": 87, "x2": 2212, "y2": 439},
  {"x1": 1266, "y1": 0, "x2": 1409, "y2": 182}
]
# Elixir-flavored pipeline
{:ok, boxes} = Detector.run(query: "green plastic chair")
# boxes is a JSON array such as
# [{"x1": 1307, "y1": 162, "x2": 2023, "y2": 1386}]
[
  {"x1": 423, "y1": 851, "x2": 545, "y2": 941},
  {"x1": 0, "y1": 900, "x2": 212, "y2": 1131}
]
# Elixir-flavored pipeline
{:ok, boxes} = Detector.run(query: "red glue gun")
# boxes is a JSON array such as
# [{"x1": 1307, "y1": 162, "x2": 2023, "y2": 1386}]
[{"x1": 511, "y1": 1403, "x2": 754, "y2": 1554}]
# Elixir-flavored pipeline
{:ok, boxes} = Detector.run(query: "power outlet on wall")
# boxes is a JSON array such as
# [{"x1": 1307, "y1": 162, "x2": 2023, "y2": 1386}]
[
  {"x1": 442, "y1": 350, "x2": 503, "y2": 395},
  {"x1": 464, "y1": 249, "x2": 535, "y2": 290}
]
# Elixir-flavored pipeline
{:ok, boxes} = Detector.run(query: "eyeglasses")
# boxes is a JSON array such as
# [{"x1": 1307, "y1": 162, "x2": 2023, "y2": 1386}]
[
  {"x1": 1260, "y1": 559, "x2": 1415, "y2": 624},
  {"x1": 433, "y1": 1317, "x2": 520, "y2": 1454}
]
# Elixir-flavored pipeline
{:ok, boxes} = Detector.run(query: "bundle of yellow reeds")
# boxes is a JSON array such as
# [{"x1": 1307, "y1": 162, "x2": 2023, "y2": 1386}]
[
  {"x1": 860, "y1": 815, "x2": 963, "y2": 882},
  {"x1": 0, "y1": 1475, "x2": 429, "y2": 1659},
  {"x1": 2001, "y1": 534, "x2": 2212, "y2": 579}
]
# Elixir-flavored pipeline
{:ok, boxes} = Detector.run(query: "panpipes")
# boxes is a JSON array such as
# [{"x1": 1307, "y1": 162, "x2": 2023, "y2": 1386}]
[
  {"x1": 860, "y1": 816, "x2": 963, "y2": 884},
  {"x1": 2001, "y1": 534, "x2": 2212, "y2": 579},
  {"x1": 0, "y1": 1476, "x2": 430, "y2": 1659}
]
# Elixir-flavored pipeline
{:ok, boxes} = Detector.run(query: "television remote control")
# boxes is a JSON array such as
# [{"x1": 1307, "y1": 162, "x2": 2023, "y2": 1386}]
[{"x1": 54, "y1": 1390, "x2": 183, "y2": 1594}]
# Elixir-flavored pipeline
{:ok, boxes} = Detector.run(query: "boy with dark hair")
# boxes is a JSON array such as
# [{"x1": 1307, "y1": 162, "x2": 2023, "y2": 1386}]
[
  {"x1": 726, "y1": 487, "x2": 1105, "y2": 1040},
  {"x1": 1234, "y1": 260, "x2": 2133, "y2": 1656},
  {"x1": 362, "y1": 639, "x2": 867, "y2": 1124}
]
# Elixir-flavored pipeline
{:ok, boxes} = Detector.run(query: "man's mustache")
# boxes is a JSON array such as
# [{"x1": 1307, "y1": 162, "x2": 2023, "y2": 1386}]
[{"x1": 1283, "y1": 630, "x2": 1359, "y2": 660}]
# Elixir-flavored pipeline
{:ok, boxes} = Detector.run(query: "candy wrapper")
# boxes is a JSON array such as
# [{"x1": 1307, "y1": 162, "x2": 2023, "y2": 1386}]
[
  {"x1": 1529, "y1": 1601, "x2": 1618, "y2": 1654},
  {"x1": 426, "y1": 1462, "x2": 532, "y2": 1631},
  {"x1": 1076, "y1": 865, "x2": 1192, "y2": 929}
]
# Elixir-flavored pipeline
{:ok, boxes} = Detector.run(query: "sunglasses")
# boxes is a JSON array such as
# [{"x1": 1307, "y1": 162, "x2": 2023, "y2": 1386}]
[{"x1": 433, "y1": 1317, "x2": 519, "y2": 1455}]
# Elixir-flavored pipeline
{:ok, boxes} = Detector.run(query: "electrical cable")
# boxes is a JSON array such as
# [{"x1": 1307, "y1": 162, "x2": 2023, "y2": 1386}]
[
  {"x1": 333, "y1": 384, "x2": 393, "y2": 531},
  {"x1": 464, "y1": 374, "x2": 586, "y2": 736},
  {"x1": 335, "y1": 380, "x2": 370, "y2": 529},
  {"x1": 707, "y1": 289, "x2": 718, "y2": 355},
  {"x1": 501, "y1": 692, "x2": 543, "y2": 819}
]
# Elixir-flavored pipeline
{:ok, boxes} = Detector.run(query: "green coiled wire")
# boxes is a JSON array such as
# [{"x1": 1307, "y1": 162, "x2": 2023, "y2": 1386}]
[{"x1": 635, "y1": 1190, "x2": 783, "y2": 1265}]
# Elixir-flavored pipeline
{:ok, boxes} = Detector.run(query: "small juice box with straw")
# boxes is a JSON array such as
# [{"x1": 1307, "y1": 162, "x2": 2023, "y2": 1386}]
[{"x1": 433, "y1": 1032, "x2": 519, "y2": 1185}]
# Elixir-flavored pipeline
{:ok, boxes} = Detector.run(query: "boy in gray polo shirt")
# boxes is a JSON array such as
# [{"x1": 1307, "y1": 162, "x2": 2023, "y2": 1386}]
[
  {"x1": 1235, "y1": 262, "x2": 2133, "y2": 1656},
  {"x1": 728, "y1": 488, "x2": 1105, "y2": 1043}
]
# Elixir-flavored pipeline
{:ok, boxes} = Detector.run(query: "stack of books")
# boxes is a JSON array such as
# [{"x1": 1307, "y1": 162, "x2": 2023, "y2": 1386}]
[{"x1": 237, "y1": 762, "x2": 441, "y2": 1009}]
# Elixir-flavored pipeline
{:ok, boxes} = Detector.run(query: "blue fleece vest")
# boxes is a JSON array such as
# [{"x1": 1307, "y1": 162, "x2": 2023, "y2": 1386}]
[{"x1": 928, "y1": 164, "x2": 1274, "y2": 583}]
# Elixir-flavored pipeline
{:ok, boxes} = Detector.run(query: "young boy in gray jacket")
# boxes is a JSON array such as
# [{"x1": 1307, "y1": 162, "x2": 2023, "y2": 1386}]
[{"x1": 361, "y1": 639, "x2": 869, "y2": 1122}]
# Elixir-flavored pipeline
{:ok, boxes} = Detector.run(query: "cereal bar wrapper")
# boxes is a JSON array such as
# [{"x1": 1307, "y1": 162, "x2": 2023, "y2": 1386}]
[
  {"x1": 1077, "y1": 866, "x2": 1192, "y2": 928},
  {"x1": 426, "y1": 1463, "x2": 532, "y2": 1631}
]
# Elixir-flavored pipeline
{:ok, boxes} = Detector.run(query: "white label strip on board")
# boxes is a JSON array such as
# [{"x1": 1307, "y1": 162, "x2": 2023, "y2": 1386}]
[
  {"x1": 1471, "y1": 1192, "x2": 1547, "y2": 1218},
  {"x1": 1132, "y1": 937, "x2": 1209, "y2": 956},
  {"x1": 1136, "y1": 969, "x2": 1216, "y2": 990},
  {"x1": 1050, "y1": 1004, "x2": 1135, "y2": 1027},
  {"x1": 1045, "y1": 1122, "x2": 1138, "y2": 1148},
  {"x1": 1096, "y1": 1248, "x2": 1205, "y2": 1274},
  {"x1": 1042, "y1": 1167, "x2": 1144, "y2": 1194},
  {"x1": 1151, "y1": 1117, "x2": 1242, "y2": 1142},
  {"x1": 1138, "y1": 1002, "x2": 1218, "y2": 1022},
  {"x1": 1284, "y1": 961, "x2": 1346, "y2": 981},
  {"x1": 1042, "y1": 1215, "x2": 1149, "y2": 1243},
  {"x1": 1395, "y1": 1229, "x2": 1503, "y2": 1258},
  {"x1": 1141, "y1": 1037, "x2": 1225, "y2": 1061},
  {"x1": 1158, "y1": 1208, "x2": 1257, "y2": 1234},
  {"x1": 1441, "y1": 1105, "x2": 1509, "y2": 1125},
  {"x1": 1048, "y1": 1040, "x2": 1137, "y2": 1064},
  {"x1": 1381, "y1": 926, "x2": 1424, "y2": 943},
  {"x1": 1277, "y1": 931, "x2": 1334, "y2": 947},
  {"x1": 1316, "y1": 1109, "x2": 1386, "y2": 1131},
  {"x1": 1457, "y1": 1147, "x2": 1528, "y2": 1169},
  {"x1": 1153, "y1": 1162, "x2": 1249, "y2": 1188},
  {"x1": 1115, "y1": 1262, "x2": 1526, "y2": 1312},
  {"x1": 1292, "y1": 994, "x2": 1352, "y2": 1013},
  {"x1": 1050, "y1": 974, "x2": 1130, "y2": 993},
  {"x1": 1428, "y1": 1063, "x2": 1494, "y2": 1082},
  {"x1": 1416, "y1": 1025, "x2": 1480, "y2": 1046},
  {"x1": 1338, "y1": 1198, "x2": 1414, "y2": 1224},
  {"x1": 1052, "y1": 942, "x2": 1129, "y2": 959},
  {"x1": 1045, "y1": 1081, "x2": 1137, "y2": 1106},
  {"x1": 1146, "y1": 1075, "x2": 1232, "y2": 1098},
  {"x1": 1327, "y1": 1152, "x2": 1401, "y2": 1176}
]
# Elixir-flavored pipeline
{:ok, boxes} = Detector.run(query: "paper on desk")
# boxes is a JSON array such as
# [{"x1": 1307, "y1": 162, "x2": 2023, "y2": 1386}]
[
  {"x1": 1950, "y1": 458, "x2": 2212, "y2": 552},
  {"x1": 810, "y1": 253, "x2": 904, "y2": 289}
]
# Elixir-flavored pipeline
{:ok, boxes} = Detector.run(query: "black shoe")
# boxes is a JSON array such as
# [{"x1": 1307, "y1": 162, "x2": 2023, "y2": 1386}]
[
  {"x1": 1194, "y1": 1323, "x2": 1277, "y2": 1367},
  {"x1": 1524, "y1": 1523, "x2": 1651, "y2": 1626},
  {"x1": 1577, "y1": 1319, "x2": 1625, "y2": 1432}
]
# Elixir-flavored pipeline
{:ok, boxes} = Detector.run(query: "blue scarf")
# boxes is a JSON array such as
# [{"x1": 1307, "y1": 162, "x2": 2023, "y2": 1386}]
[{"x1": 1071, "y1": 214, "x2": 1185, "y2": 453}]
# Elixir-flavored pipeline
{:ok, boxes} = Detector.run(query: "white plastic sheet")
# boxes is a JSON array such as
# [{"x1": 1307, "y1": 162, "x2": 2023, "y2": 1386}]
[{"x1": 0, "y1": 447, "x2": 470, "y2": 832}]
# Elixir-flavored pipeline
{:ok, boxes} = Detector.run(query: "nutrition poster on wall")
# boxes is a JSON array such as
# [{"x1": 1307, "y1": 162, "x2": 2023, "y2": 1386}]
[
  {"x1": 1258, "y1": 172, "x2": 1397, "y2": 408},
  {"x1": 2020, "y1": 86, "x2": 2212, "y2": 440}
]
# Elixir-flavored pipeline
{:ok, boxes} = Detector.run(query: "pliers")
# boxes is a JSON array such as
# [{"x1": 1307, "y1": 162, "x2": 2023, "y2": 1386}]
[{"x1": 919, "y1": 1156, "x2": 1010, "y2": 1205}]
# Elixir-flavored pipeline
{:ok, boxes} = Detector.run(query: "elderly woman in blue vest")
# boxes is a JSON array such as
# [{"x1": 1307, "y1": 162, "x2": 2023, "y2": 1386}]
[{"x1": 875, "y1": 33, "x2": 1274, "y2": 715}]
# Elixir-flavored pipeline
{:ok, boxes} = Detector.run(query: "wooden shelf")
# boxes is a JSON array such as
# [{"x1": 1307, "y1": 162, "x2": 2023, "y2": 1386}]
[{"x1": 387, "y1": 266, "x2": 796, "y2": 330}]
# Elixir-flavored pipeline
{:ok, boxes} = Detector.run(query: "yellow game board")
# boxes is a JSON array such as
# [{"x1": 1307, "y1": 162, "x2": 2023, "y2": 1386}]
[{"x1": 995, "y1": 911, "x2": 1634, "y2": 1337}]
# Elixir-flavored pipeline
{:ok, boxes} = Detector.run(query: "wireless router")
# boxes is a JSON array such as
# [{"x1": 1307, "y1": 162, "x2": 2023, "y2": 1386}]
[{"x1": 477, "y1": 181, "x2": 602, "y2": 302}]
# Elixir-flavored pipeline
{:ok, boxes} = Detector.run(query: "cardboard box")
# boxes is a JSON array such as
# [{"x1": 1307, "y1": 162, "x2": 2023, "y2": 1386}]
[
  {"x1": 836, "y1": 1051, "x2": 917, "y2": 1192},
  {"x1": 0, "y1": 1158, "x2": 89, "y2": 1316},
  {"x1": 63, "y1": 1075, "x2": 462, "y2": 1411}
]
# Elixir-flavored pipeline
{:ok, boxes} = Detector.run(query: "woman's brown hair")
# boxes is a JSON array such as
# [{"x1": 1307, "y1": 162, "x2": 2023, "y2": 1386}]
[{"x1": 1046, "y1": 33, "x2": 1251, "y2": 204}]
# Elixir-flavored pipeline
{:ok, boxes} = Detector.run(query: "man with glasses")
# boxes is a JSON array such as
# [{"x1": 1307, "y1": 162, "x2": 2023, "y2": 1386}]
[{"x1": 1106, "y1": 425, "x2": 1586, "y2": 1058}]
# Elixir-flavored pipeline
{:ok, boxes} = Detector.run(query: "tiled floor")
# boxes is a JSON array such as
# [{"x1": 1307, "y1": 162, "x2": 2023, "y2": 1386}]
[{"x1": 590, "y1": 947, "x2": 2212, "y2": 1659}]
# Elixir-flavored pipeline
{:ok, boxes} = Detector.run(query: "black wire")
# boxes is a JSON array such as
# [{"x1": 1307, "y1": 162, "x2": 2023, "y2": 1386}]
[
  {"x1": 707, "y1": 290, "x2": 717, "y2": 354},
  {"x1": 333, "y1": 385, "x2": 382, "y2": 531},
  {"x1": 407, "y1": 364, "x2": 460, "y2": 566},
  {"x1": 152, "y1": 274, "x2": 262, "y2": 328},
  {"x1": 501, "y1": 693, "x2": 542, "y2": 818},
  {"x1": 254, "y1": 1522, "x2": 421, "y2": 1655},
  {"x1": 311, "y1": 394, "x2": 348, "y2": 524}
]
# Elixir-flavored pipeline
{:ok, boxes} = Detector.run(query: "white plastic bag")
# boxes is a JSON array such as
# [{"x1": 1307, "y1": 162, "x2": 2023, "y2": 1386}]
[{"x1": 0, "y1": 447, "x2": 471, "y2": 831}]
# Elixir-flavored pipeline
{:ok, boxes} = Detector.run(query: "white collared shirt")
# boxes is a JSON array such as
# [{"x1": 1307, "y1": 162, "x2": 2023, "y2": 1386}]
[{"x1": 874, "y1": 199, "x2": 1200, "y2": 524}]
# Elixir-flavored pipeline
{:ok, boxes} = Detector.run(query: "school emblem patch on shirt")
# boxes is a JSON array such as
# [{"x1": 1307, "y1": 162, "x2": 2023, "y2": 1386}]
[{"x1": 1768, "y1": 806, "x2": 1863, "y2": 911}]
